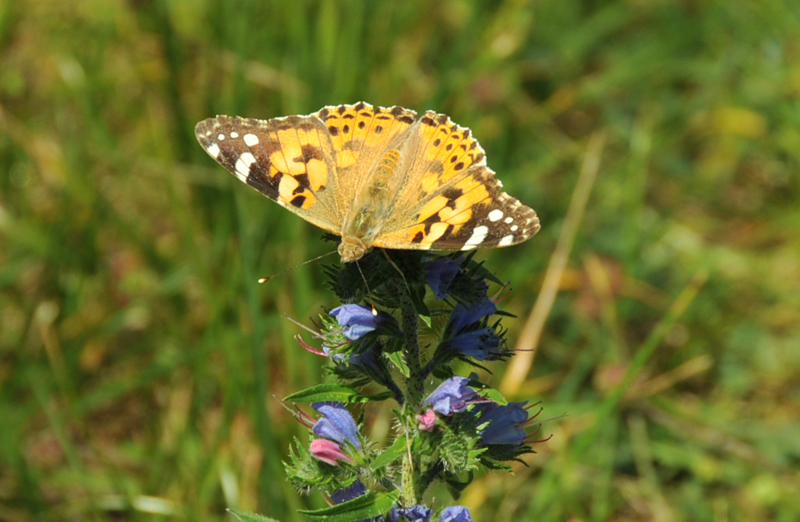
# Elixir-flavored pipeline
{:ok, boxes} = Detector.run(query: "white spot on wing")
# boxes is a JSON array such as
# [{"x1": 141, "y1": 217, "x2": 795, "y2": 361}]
[
  {"x1": 234, "y1": 152, "x2": 257, "y2": 181},
  {"x1": 218, "y1": 134, "x2": 225, "y2": 140},
  {"x1": 504, "y1": 217, "x2": 514, "y2": 224},
  {"x1": 511, "y1": 225, "x2": 519, "y2": 232},
  {"x1": 498, "y1": 235, "x2": 514, "y2": 247},
  {"x1": 244, "y1": 133, "x2": 259, "y2": 146},
  {"x1": 230, "y1": 132, "x2": 239, "y2": 138},
  {"x1": 206, "y1": 143, "x2": 220, "y2": 158},
  {"x1": 464, "y1": 225, "x2": 489, "y2": 248},
  {"x1": 488, "y1": 209, "x2": 504, "y2": 222},
  {"x1": 240, "y1": 152, "x2": 256, "y2": 166}
]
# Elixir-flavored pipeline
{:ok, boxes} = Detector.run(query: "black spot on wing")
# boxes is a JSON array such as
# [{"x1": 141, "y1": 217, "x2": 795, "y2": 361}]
[
  {"x1": 293, "y1": 144, "x2": 324, "y2": 163},
  {"x1": 442, "y1": 187, "x2": 463, "y2": 209}
]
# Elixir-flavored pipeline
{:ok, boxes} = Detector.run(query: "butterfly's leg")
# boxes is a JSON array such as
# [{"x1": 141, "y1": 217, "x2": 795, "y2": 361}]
[{"x1": 381, "y1": 249, "x2": 411, "y2": 294}]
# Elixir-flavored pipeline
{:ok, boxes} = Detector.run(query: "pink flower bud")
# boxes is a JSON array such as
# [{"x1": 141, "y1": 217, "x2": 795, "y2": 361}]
[
  {"x1": 310, "y1": 439, "x2": 353, "y2": 466},
  {"x1": 417, "y1": 409, "x2": 437, "y2": 431}
]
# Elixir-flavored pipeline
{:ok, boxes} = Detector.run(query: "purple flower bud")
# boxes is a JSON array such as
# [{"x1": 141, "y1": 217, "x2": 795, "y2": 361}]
[
  {"x1": 330, "y1": 304, "x2": 383, "y2": 340},
  {"x1": 312, "y1": 402, "x2": 361, "y2": 449},
  {"x1": 425, "y1": 257, "x2": 462, "y2": 300},
  {"x1": 310, "y1": 439, "x2": 353, "y2": 466},
  {"x1": 437, "y1": 506, "x2": 472, "y2": 522},
  {"x1": 422, "y1": 376, "x2": 478, "y2": 415}
]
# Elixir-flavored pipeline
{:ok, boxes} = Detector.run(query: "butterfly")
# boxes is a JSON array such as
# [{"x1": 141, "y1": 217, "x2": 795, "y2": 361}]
[{"x1": 195, "y1": 102, "x2": 539, "y2": 262}]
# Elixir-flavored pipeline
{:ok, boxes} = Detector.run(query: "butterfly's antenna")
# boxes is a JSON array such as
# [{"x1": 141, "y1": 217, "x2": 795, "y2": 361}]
[
  {"x1": 258, "y1": 250, "x2": 337, "y2": 283},
  {"x1": 354, "y1": 259, "x2": 378, "y2": 316},
  {"x1": 381, "y1": 249, "x2": 411, "y2": 294}
]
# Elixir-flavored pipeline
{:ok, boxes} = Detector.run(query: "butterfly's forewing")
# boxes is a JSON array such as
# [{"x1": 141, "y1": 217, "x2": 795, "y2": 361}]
[
  {"x1": 195, "y1": 115, "x2": 343, "y2": 234},
  {"x1": 374, "y1": 112, "x2": 540, "y2": 251}
]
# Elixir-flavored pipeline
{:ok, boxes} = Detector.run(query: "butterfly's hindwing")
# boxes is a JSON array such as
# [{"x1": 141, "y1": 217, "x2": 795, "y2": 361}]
[{"x1": 373, "y1": 164, "x2": 540, "y2": 251}]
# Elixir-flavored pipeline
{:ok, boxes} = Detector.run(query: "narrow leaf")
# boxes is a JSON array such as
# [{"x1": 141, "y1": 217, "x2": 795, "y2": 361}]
[
  {"x1": 370, "y1": 434, "x2": 408, "y2": 471},
  {"x1": 285, "y1": 383, "x2": 388, "y2": 403},
  {"x1": 298, "y1": 491, "x2": 399, "y2": 522}
]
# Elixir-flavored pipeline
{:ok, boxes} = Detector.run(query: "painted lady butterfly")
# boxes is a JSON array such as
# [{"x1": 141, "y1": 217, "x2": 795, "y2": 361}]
[{"x1": 195, "y1": 102, "x2": 539, "y2": 262}]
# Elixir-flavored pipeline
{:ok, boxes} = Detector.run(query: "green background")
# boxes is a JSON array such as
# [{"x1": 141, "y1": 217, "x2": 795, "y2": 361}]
[{"x1": 2, "y1": 0, "x2": 799, "y2": 520}]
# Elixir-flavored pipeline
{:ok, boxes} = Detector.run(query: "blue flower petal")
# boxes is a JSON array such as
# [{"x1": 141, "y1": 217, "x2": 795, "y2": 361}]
[
  {"x1": 330, "y1": 304, "x2": 382, "y2": 341},
  {"x1": 425, "y1": 257, "x2": 462, "y2": 300},
  {"x1": 423, "y1": 376, "x2": 477, "y2": 415},
  {"x1": 441, "y1": 327, "x2": 501, "y2": 361},
  {"x1": 476, "y1": 402, "x2": 529, "y2": 446},
  {"x1": 448, "y1": 298, "x2": 497, "y2": 334},
  {"x1": 399, "y1": 505, "x2": 432, "y2": 521},
  {"x1": 330, "y1": 479, "x2": 367, "y2": 504},
  {"x1": 312, "y1": 402, "x2": 361, "y2": 449},
  {"x1": 437, "y1": 506, "x2": 472, "y2": 522}
]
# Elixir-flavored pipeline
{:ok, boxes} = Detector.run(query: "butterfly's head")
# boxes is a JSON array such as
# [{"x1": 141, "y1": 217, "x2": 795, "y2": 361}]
[{"x1": 338, "y1": 238, "x2": 368, "y2": 263}]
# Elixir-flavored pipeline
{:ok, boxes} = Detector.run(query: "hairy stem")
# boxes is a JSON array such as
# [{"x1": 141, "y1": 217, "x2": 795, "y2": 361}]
[
  {"x1": 389, "y1": 279, "x2": 424, "y2": 505},
  {"x1": 396, "y1": 284, "x2": 424, "y2": 408}
]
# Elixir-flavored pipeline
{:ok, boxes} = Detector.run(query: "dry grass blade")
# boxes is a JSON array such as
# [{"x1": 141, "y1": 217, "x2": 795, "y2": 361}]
[{"x1": 501, "y1": 131, "x2": 607, "y2": 397}]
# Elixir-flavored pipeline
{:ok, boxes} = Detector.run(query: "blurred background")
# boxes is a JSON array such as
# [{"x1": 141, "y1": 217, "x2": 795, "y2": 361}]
[{"x1": 2, "y1": 0, "x2": 799, "y2": 520}]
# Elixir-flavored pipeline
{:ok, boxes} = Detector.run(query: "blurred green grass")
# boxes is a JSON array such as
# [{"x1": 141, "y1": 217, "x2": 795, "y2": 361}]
[{"x1": 1, "y1": 0, "x2": 799, "y2": 520}]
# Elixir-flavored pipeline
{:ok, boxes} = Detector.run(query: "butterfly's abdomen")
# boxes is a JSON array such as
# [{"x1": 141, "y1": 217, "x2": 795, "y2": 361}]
[{"x1": 343, "y1": 148, "x2": 402, "y2": 242}]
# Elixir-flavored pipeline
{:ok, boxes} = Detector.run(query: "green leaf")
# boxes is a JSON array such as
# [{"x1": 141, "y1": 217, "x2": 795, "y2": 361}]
[
  {"x1": 284, "y1": 383, "x2": 390, "y2": 403},
  {"x1": 419, "y1": 313, "x2": 432, "y2": 328},
  {"x1": 385, "y1": 351, "x2": 409, "y2": 377},
  {"x1": 227, "y1": 508, "x2": 282, "y2": 522},
  {"x1": 370, "y1": 433, "x2": 408, "y2": 471},
  {"x1": 468, "y1": 380, "x2": 507, "y2": 405},
  {"x1": 298, "y1": 491, "x2": 399, "y2": 522}
]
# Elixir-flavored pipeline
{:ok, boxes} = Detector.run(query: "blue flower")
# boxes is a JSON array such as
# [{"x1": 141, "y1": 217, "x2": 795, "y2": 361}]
[
  {"x1": 324, "y1": 343, "x2": 382, "y2": 372},
  {"x1": 330, "y1": 304, "x2": 383, "y2": 340},
  {"x1": 436, "y1": 506, "x2": 472, "y2": 522},
  {"x1": 330, "y1": 479, "x2": 368, "y2": 504},
  {"x1": 474, "y1": 402, "x2": 529, "y2": 446},
  {"x1": 436, "y1": 297, "x2": 504, "y2": 361},
  {"x1": 425, "y1": 257, "x2": 462, "y2": 300},
  {"x1": 329, "y1": 479, "x2": 376, "y2": 522},
  {"x1": 447, "y1": 297, "x2": 496, "y2": 333},
  {"x1": 312, "y1": 402, "x2": 361, "y2": 449},
  {"x1": 439, "y1": 328, "x2": 502, "y2": 361},
  {"x1": 347, "y1": 345, "x2": 382, "y2": 370},
  {"x1": 422, "y1": 376, "x2": 478, "y2": 415},
  {"x1": 399, "y1": 505, "x2": 433, "y2": 521},
  {"x1": 329, "y1": 304, "x2": 399, "y2": 343}
]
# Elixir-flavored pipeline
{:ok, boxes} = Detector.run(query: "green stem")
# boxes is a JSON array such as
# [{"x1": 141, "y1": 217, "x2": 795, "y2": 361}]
[{"x1": 397, "y1": 285, "x2": 424, "y2": 408}]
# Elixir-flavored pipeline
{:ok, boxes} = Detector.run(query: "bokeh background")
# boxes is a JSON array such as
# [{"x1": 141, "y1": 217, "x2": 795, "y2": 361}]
[{"x1": 2, "y1": 0, "x2": 800, "y2": 521}]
